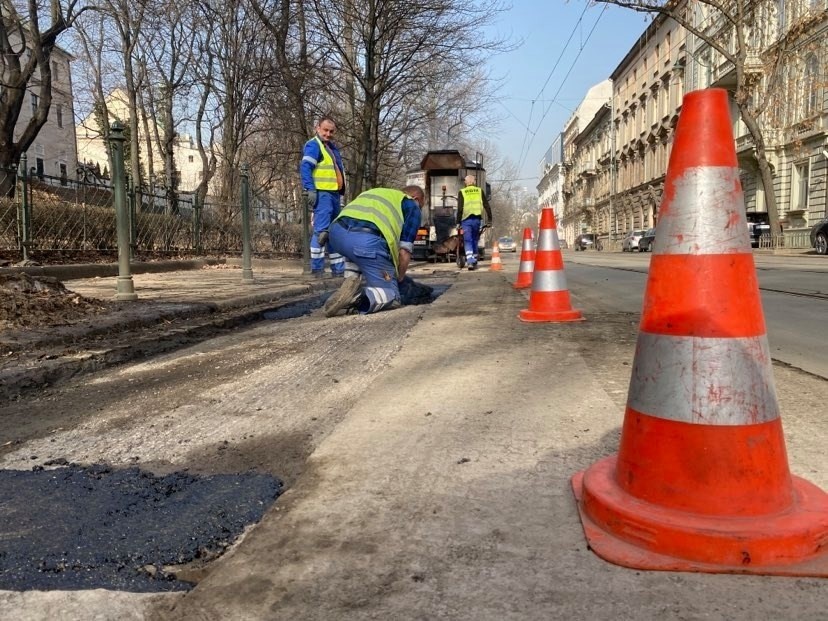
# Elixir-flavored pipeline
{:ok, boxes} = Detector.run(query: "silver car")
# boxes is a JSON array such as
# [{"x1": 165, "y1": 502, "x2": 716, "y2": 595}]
[{"x1": 622, "y1": 230, "x2": 647, "y2": 252}]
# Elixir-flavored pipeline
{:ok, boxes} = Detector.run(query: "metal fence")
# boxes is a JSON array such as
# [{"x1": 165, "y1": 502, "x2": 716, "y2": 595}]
[
  {"x1": 757, "y1": 230, "x2": 813, "y2": 250},
  {"x1": 0, "y1": 165, "x2": 303, "y2": 262}
]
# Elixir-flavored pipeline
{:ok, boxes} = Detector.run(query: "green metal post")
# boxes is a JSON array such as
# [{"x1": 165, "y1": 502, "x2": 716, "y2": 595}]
[
  {"x1": 127, "y1": 173, "x2": 136, "y2": 261},
  {"x1": 301, "y1": 192, "x2": 311, "y2": 274},
  {"x1": 193, "y1": 194, "x2": 202, "y2": 254},
  {"x1": 18, "y1": 153, "x2": 31, "y2": 262},
  {"x1": 240, "y1": 164, "x2": 254, "y2": 283},
  {"x1": 110, "y1": 122, "x2": 138, "y2": 301}
]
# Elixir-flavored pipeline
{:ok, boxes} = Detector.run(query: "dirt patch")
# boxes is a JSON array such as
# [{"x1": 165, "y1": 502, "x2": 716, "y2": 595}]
[{"x1": 0, "y1": 272, "x2": 112, "y2": 331}]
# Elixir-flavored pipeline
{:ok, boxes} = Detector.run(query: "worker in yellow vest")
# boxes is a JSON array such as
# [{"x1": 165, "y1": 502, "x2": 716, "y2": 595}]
[
  {"x1": 300, "y1": 116, "x2": 346, "y2": 277},
  {"x1": 457, "y1": 175, "x2": 493, "y2": 270},
  {"x1": 323, "y1": 185, "x2": 427, "y2": 316}
]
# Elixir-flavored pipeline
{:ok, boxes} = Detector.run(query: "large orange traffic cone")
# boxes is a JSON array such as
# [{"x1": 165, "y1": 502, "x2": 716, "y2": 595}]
[
  {"x1": 489, "y1": 240, "x2": 503, "y2": 271},
  {"x1": 513, "y1": 227, "x2": 535, "y2": 289},
  {"x1": 518, "y1": 207, "x2": 583, "y2": 322},
  {"x1": 571, "y1": 88, "x2": 828, "y2": 576}
]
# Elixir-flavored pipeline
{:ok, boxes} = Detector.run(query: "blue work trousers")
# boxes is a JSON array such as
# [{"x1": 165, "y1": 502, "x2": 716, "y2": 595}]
[
  {"x1": 461, "y1": 216, "x2": 483, "y2": 265},
  {"x1": 310, "y1": 191, "x2": 344, "y2": 274},
  {"x1": 329, "y1": 222, "x2": 400, "y2": 314}
]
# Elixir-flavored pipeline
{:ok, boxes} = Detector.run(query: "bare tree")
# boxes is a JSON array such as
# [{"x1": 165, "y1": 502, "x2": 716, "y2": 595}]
[
  {"x1": 99, "y1": 0, "x2": 149, "y2": 188},
  {"x1": 307, "y1": 0, "x2": 510, "y2": 195},
  {"x1": 0, "y1": 0, "x2": 88, "y2": 195},
  {"x1": 138, "y1": 0, "x2": 197, "y2": 213},
  {"x1": 594, "y1": 0, "x2": 813, "y2": 237},
  {"x1": 195, "y1": 0, "x2": 274, "y2": 208}
]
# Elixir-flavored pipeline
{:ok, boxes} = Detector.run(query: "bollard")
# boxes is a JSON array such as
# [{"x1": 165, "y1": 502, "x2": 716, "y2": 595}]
[
  {"x1": 109, "y1": 122, "x2": 137, "y2": 301},
  {"x1": 240, "y1": 164, "x2": 254, "y2": 283}
]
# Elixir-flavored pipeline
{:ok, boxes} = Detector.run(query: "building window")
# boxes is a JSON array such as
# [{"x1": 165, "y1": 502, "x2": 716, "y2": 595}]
[
  {"x1": 188, "y1": 155, "x2": 194, "y2": 163},
  {"x1": 30, "y1": 93, "x2": 38, "y2": 115},
  {"x1": 792, "y1": 161, "x2": 810, "y2": 211},
  {"x1": 778, "y1": 0, "x2": 787, "y2": 35},
  {"x1": 52, "y1": 62, "x2": 60, "y2": 82},
  {"x1": 59, "y1": 163, "x2": 68, "y2": 186},
  {"x1": 35, "y1": 157, "x2": 44, "y2": 178},
  {"x1": 803, "y1": 54, "x2": 819, "y2": 118},
  {"x1": 56, "y1": 104, "x2": 63, "y2": 128}
]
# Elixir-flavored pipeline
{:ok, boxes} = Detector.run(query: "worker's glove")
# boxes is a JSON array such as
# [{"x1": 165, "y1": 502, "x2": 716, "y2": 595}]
[{"x1": 305, "y1": 190, "x2": 317, "y2": 209}]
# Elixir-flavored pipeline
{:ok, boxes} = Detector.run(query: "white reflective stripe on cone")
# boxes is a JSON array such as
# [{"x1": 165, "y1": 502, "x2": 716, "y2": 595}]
[
  {"x1": 627, "y1": 332, "x2": 780, "y2": 425},
  {"x1": 655, "y1": 167, "x2": 751, "y2": 255},
  {"x1": 518, "y1": 260, "x2": 534, "y2": 272},
  {"x1": 532, "y1": 269, "x2": 569, "y2": 292},
  {"x1": 538, "y1": 229, "x2": 561, "y2": 250}
]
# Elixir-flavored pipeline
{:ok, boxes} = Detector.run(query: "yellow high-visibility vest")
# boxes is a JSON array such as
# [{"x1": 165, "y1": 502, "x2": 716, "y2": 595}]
[
  {"x1": 460, "y1": 185, "x2": 483, "y2": 218},
  {"x1": 336, "y1": 188, "x2": 405, "y2": 273},
  {"x1": 312, "y1": 136, "x2": 339, "y2": 191}
]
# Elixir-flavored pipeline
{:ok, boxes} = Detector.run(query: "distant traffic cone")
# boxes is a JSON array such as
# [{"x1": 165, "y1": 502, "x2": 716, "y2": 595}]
[
  {"x1": 513, "y1": 228, "x2": 535, "y2": 289},
  {"x1": 571, "y1": 88, "x2": 828, "y2": 576},
  {"x1": 489, "y1": 241, "x2": 503, "y2": 271},
  {"x1": 518, "y1": 207, "x2": 583, "y2": 322}
]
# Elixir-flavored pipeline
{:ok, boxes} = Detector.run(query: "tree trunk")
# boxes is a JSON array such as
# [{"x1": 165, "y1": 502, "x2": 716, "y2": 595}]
[{"x1": 741, "y1": 108, "x2": 781, "y2": 237}]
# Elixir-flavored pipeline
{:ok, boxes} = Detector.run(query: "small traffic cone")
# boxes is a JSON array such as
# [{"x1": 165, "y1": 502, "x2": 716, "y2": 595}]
[
  {"x1": 489, "y1": 241, "x2": 503, "y2": 271},
  {"x1": 518, "y1": 207, "x2": 583, "y2": 322},
  {"x1": 571, "y1": 88, "x2": 828, "y2": 576},
  {"x1": 513, "y1": 228, "x2": 535, "y2": 289}
]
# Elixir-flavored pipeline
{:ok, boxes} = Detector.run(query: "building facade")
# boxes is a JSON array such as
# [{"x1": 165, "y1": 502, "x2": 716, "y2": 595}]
[
  {"x1": 76, "y1": 89, "x2": 205, "y2": 194},
  {"x1": 545, "y1": 2, "x2": 827, "y2": 249},
  {"x1": 12, "y1": 45, "x2": 78, "y2": 184},
  {"x1": 685, "y1": 0, "x2": 828, "y2": 238}
]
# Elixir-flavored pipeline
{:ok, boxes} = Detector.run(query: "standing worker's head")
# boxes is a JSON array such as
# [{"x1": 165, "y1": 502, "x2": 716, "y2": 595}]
[
  {"x1": 464, "y1": 175, "x2": 476, "y2": 186},
  {"x1": 315, "y1": 116, "x2": 337, "y2": 142},
  {"x1": 403, "y1": 185, "x2": 425, "y2": 208}
]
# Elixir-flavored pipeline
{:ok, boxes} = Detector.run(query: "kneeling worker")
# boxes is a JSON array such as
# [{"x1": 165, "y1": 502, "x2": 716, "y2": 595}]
[{"x1": 324, "y1": 185, "x2": 425, "y2": 317}]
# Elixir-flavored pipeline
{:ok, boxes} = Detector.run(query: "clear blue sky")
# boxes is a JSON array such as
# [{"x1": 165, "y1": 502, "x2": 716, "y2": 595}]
[{"x1": 485, "y1": 2, "x2": 650, "y2": 192}]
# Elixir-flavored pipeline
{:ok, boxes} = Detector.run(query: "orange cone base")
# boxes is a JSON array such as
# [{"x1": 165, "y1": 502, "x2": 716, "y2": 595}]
[
  {"x1": 490, "y1": 264, "x2": 503, "y2": 271},
  {"x1": 513, "y1": 278, "x2": 532, "y2": 289},
  {"x1": 518, "y1": 308, "x2": 584, "y2": 323},
  {"x1": 571, "y1": 456, "x2": 828, "y2": 576}
]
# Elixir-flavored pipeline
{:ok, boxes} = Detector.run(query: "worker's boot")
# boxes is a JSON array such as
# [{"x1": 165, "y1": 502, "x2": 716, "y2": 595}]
[{"x1": 324, "y1": 275, "x2": 364, "y2": 317}]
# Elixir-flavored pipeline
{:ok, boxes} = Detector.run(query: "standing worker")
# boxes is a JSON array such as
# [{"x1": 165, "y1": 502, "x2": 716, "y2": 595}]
[
  {"x1": 324, "y1": 185, "x2": 427, "y2": 317},
  {"x1": 300, "y1": 116, "x2": 346, "y2": 277},
  {"x1": 457, "y1": 174, "x2": 492, "y2": 270}
]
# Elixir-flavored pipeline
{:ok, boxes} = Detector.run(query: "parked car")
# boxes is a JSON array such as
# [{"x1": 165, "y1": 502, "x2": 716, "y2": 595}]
[
  {"x1": 574, "y1": 233, "x2": 600, "y2": 251},
  {"x1": 746, "y1": 212, "x2": 771, "y2": 248},
  {"x1": 621, "y1": 230, "x2": 647, "y2": 252},
  {"x1": 811, "y1": 217, "x2": 828, "y2": 255},
  {"x1": 498, "y1": 236, "x2": 517, "y2": 252},
  {"x1": 638, "y1": 227, "x2": 656, "y2": 252}
]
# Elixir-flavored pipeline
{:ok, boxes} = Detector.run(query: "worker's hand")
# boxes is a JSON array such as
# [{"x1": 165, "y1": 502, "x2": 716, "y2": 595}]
[{"x1": 305, "y1": 190, "x2": 317, "y2": 209}]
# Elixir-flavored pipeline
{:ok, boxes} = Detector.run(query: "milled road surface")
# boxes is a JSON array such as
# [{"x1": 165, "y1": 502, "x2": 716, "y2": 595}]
[{"x1": 2, "y1": 262, "x2": 828, "y2": 620}]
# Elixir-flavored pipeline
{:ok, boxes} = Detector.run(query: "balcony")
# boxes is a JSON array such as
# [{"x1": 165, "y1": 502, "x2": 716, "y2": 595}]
[
  {"x1": 788, "y1": 116, "x2": 825, "y2": 141},
  {"x1": 735, "y1": 133, "x2": 755, "y2": 153}
]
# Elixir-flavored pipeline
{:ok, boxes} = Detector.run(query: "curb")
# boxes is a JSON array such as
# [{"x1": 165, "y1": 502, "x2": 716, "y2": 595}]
[{"x1": 0, "y1": 280, "x2": 336, "y2": 401}]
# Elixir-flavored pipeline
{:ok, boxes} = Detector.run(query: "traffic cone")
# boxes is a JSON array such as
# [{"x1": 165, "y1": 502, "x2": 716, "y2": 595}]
[
  {"x1": 518, "y1": 207, "x2": 583, "y2": 322},
  {"x1": 571, "y1": 88, "x2": 828, "y2": 576},
  {"x1": 513, "y1": 228, "x2": 535, "y2": 289},
  {"x1": 489, "y1": 241, "x2": 503, "y2": 271}
]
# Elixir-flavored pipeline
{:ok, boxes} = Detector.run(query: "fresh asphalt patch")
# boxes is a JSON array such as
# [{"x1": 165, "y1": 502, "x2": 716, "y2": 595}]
[{"x1": 0, "y1": 464, "x2": 282, "y2": 592}]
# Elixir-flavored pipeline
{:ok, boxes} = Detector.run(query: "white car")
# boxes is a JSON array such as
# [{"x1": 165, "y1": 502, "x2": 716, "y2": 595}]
[
  {"x1": 498, "y1": 236, "x2": 517, "y2": 252},
  {"x1": 622, "y1": 230, "x2": 647, "y2": 252}
]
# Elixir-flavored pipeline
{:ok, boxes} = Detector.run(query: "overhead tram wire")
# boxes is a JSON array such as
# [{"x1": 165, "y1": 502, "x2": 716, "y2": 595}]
[
  {"x1": 513, "y1": 2, "x2": 590, "y2": 171},
  {"x1": 517, "y1": 3, "x2": 608, "y2": 174}
]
